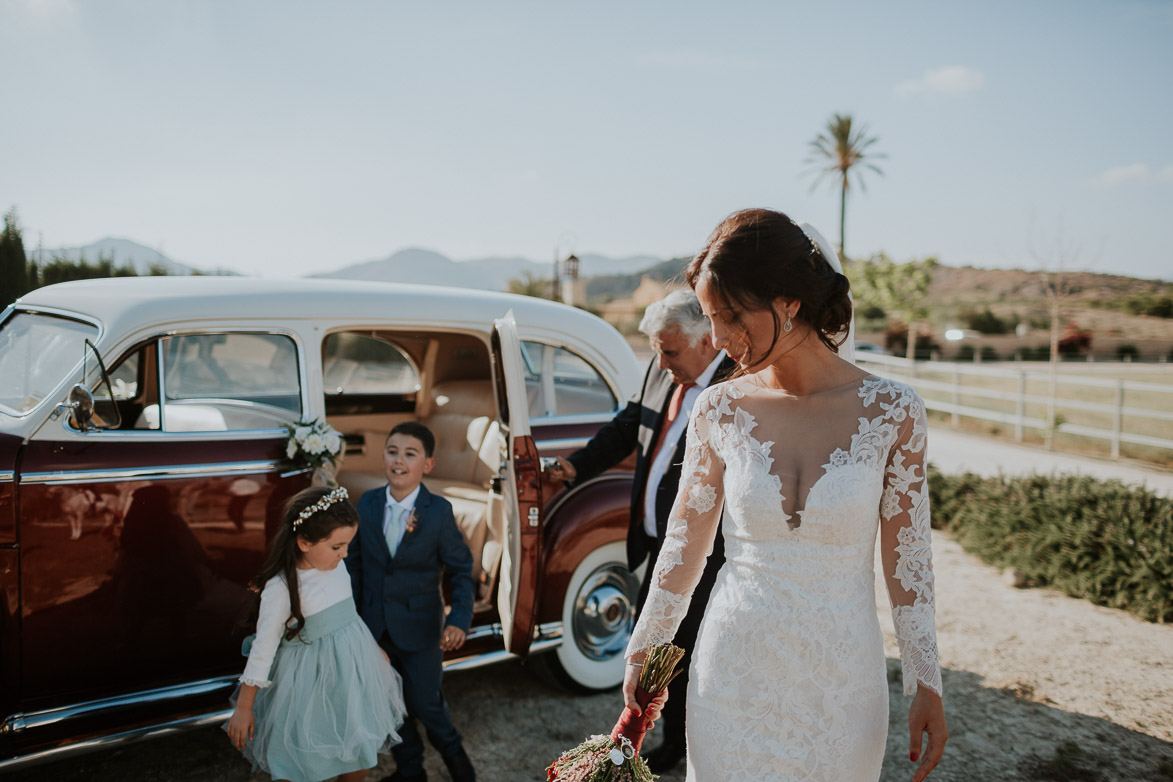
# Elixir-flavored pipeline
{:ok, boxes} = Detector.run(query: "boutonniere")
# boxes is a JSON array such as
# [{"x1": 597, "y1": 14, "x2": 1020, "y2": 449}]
[{"x1": 404, "y1": 509, "x2": 419, "y2": 535}]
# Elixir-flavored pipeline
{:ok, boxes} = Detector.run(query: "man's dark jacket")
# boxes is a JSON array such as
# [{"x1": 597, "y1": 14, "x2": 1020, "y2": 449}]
[{"x1": 566, "y1": 355, "x2": 736, "y2": 574}]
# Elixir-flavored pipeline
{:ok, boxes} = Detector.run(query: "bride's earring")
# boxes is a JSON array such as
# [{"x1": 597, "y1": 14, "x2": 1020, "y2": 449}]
[{"x1": 783, "y1": 312, "x2": 793, "y2": 333}]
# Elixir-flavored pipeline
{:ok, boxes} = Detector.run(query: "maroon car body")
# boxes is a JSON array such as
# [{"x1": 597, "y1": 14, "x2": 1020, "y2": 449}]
[{"x1": 0, "y1": 278, "x2": 644, "y2": 769}]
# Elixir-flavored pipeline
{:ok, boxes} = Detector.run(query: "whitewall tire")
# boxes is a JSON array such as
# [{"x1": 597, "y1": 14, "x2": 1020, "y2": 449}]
[{"x1": 538, "y1": 540, "x2": 642, "y2": 692}]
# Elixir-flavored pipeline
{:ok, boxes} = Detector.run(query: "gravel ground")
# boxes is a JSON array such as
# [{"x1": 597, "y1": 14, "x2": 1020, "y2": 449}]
[{"x1": 12, "y1": 528, "x2": 1172, "y2": 782}]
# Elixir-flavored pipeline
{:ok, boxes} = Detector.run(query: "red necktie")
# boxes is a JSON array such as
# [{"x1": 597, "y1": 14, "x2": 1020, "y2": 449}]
[{"x1": 650, "y1": 383, "x2": 695, "y2": 463}]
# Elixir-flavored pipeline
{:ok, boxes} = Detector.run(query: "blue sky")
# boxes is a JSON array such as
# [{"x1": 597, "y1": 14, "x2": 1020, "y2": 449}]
[{"x1": 2, "y1": 0, "x2": 1171, "y2": 280}]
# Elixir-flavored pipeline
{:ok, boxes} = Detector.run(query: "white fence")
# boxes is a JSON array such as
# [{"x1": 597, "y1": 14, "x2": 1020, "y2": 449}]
[{"x1": 855, "y1": 353, "x2": 1173, "y2": 459}]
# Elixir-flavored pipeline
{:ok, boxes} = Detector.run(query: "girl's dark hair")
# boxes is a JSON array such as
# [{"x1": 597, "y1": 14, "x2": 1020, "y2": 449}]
[
  {"x1": 249, "y1": 486, "x2": 359, "y2": 641},
  {"x1": 685, "y1": 208, "x2": 853, "y2": 365}
]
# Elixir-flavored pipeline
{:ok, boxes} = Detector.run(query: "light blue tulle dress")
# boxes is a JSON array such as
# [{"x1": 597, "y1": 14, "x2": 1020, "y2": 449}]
[{"x1": 227, "y1": 564, "x2": 405, "y2": 782}]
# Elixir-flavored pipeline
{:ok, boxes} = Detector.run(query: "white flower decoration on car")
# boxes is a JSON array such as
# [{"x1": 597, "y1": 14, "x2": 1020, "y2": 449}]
[
  {"x1": 283, "y1": 418, "x2": 344, "y2": 472},
  {"x1": 302, "y1": 433, "x2": 325, "y2": 454}
]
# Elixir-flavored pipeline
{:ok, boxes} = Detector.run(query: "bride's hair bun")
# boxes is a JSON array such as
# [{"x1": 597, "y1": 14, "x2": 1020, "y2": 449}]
[
  {"x1": 686, "y1": 208, "x2": 852, "y2": 354},
  {"x1": 810, "y1": 262, "x2": 853, "y2": 342}
]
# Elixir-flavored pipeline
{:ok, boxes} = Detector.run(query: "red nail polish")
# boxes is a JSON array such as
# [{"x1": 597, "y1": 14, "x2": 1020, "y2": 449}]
[{"x1": 910, "y1": 751, "x2": 919, "y2": 762}]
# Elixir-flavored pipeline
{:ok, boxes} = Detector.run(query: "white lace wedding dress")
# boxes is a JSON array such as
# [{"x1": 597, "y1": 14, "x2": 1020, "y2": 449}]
[{"x1": 626, "y1": 373, "x2": 942, "y2": 781}]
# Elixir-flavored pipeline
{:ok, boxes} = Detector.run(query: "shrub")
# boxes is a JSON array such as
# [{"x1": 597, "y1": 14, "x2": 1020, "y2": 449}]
[
  {"x1": 1017, "y1": 345, "x2": 1050, "y2": 361},
  {"x1": 965, "y1": 307, "x2": 1013, "y2": 334},
  {"x1": 1027, "y1": 314, "x2": 1051, "y2": 330},
  {"x1": 927, "y1": 466, "x2": 1173, "y2": 623},
  {"x1": 884, "y1": 325, "x2": 939, "y2": 360},
  {"x1": 1116, "y1": 343, "x2": 1140, "y2": 360},
  {"x1": 1104, "y1": 294, "x2": 1173, "y2": 319}
]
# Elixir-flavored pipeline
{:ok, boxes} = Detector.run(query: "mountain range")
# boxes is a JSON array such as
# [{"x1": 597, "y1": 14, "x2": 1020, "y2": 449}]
[
  {"x1": 310, "y1": 247, "x2": 665, "y2": 291},
  {"x1": 29, "y1": 237, "x2": 206, "y2": 276},
  {"x1": 29, "y1": 238, "x2": 663, "y2": 290}
]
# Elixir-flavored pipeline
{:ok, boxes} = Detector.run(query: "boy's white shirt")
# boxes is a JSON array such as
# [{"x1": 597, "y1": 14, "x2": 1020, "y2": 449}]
[
  {"x1": 241, "y1": 564, "x2": 352, "y2": 687},
  {"x1": 384, "y1": 484, "x2": 421, "y2": 550}
]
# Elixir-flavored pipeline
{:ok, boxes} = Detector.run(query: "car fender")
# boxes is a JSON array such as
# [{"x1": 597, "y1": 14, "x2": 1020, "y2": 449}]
[{"x1": 538, "y1": 473, "x2": 632, "y2": 623}]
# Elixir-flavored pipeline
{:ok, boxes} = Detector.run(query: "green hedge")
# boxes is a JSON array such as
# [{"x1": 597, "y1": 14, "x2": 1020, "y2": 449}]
[{"x1": 927, "y1": 466, "x2": 1173, "y2": 623}]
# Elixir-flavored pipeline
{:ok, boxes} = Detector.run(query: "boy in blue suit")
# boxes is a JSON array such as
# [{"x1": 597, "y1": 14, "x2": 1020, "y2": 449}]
[{"x1": 346, "y1": 421, "x2": 476, "y2": 782}]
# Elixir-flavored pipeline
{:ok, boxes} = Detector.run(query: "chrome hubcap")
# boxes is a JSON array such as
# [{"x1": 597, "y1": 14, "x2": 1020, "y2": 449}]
[{"x1": 572, "y1": 564, "x2": 639, "y2": 661}]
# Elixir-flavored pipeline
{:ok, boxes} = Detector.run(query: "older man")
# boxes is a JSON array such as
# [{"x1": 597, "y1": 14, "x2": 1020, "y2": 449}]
[{"x1": 545, "y1": 290, "x2": 735, "y2": 772}]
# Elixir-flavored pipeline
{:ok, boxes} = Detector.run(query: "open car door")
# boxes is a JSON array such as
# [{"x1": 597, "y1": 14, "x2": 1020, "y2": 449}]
[{"x1": 490, "y1": 313, "x2": 544, "y2": 657}]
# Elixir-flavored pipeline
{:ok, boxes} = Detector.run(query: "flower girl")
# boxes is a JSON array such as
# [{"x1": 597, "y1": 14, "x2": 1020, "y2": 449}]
[{"x1": 226, "y1": 486, "x2": 406, "y2": 782}]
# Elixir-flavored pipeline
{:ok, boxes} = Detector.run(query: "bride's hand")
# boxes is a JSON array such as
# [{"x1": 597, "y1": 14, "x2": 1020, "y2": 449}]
[
  {"x1": 644, "y1": 691, "x2": 668, "y2": 727},
  {"x1": 908, "y1": 686, "x2": 947, "y2": 782},
  {"x1": 621, "y1": 661, "x2": 642, "y2": 714},
  {"x1": 622, "y1": 659, "x2": 667, "y2": 728}
]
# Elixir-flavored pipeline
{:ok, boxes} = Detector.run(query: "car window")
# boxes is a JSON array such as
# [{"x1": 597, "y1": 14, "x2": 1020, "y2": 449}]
[
  {"x1": 98, "y1": 342, "x2": 159, "y2": 430},
  {"x1": 0, "y1": 311, "x2": 98, "y2": 416},
  {"x1": 322, "y1": 333, "x2": 419, "y2": 395},
  {"x1": 109, "y1": 350, "x2": 140, "y2": 400},
  {"x1": 143, "y1": 333, "x2": 302, "y2": 432},
  {"x1": 520, "y1": 341, "x2": 617, "y2": 419},
  {"x1": 520, "y1": 341, "x2": 542, "y2": 375}
]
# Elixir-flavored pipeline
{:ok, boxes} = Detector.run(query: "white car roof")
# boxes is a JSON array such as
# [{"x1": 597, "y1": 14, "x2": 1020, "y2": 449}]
[
  {"x1": 14, "y1": 276, "x2": 642, "y2": 393},
  {"x1": 19, "y1": 276, "x2": 564, "y2": 329}
]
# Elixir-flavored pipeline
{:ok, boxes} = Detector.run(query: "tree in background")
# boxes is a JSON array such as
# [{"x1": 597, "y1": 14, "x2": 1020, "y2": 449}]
[
  {"x1": 848, "y1": 252, "x2": 938, "y2": 361},
  {"x1": 805, "y1": 114, "x2": 885, "y2": 258},
  {"x1": 0, "y1": 209, "x2": 30, "y2": 307},
  {"x1": 963, "y1": 307, "x2": 1015, "y2": 335},
  {"x1": 32, "y1": 253, "x2": 170, "y2": 287},
  {"x1": 1032, "y1": 231, "x2": 1090, "y2": 450},
  {"x1": 506, "y1": 270, "x2": 559, "y2": 300}
]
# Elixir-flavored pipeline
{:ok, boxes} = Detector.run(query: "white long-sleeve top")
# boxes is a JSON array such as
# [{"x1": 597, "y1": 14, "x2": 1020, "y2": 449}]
[{"x1": 240, "y1": 563, "x2": 353, "y2": 687}]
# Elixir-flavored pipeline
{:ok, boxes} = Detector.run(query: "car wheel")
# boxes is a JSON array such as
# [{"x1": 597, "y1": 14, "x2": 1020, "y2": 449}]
[{"x1": 535, "y1": 541, "x2": 641, "y2": 693}]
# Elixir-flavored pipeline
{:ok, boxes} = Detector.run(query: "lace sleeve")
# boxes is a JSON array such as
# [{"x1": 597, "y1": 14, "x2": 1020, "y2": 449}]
[
  {"x1": 240, "y1": 576, "x2": 291, "y2": 688},
  {"x1": 625, "y1": 387, "x2": 725, "y2": 657},
  {"x1": 879, "y1": 389, "x2": 942, "y2": 696}
]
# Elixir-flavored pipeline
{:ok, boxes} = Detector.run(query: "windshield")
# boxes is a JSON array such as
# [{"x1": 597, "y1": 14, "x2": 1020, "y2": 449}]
[{"x1": 0, "y1": 311, "x2": 99, "y2": 416}]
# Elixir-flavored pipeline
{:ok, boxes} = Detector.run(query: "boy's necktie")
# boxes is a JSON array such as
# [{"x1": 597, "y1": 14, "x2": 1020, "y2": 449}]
[{"x1": 385, "y1": 504, "x2": 407, "y2": 557}]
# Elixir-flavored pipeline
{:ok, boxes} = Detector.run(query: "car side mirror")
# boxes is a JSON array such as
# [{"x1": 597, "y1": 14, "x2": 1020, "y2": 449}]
[{"x1": 68, "y1": 384, "x2": 95, "y2": 430}]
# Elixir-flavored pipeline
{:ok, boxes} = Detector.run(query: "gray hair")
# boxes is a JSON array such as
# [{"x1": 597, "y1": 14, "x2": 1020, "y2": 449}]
[{"x1": 639, "y1": 289, "x2": 711, "y2": 346}]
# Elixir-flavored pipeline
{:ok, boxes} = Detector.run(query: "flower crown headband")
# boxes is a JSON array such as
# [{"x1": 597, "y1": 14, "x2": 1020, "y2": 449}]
[{"x1": 292, "y1": 486, "x2": 349, "y2": 531}]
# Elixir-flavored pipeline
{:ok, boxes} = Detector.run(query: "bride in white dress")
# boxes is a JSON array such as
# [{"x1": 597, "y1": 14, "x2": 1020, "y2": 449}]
[{"x1": 623, "y1": 209, "x2": 947, "y2": 781}]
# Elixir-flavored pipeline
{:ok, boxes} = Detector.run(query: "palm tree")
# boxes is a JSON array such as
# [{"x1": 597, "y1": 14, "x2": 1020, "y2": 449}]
[{"x1": 805, "y1": 114, "x2": 885, "y2": 259}]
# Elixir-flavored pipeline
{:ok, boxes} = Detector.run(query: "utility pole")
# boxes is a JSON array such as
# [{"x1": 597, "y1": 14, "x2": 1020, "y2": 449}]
[{"x1": 551, "y1": 248, "x2": 560, "y2": 300}]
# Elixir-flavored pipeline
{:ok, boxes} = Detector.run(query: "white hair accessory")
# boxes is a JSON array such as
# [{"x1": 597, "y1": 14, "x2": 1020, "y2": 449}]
[
  {"x1": 798, "y1": 222, "x2": 856, "y2": 365},
  {"x1": 293, "y1": 486, "x2": 349, "y2": 530}
]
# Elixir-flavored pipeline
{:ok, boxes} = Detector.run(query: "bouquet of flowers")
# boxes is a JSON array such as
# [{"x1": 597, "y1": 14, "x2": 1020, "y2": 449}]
[
  {"x1": 546, "y1": 643, "x2": 685, "y2": 782},
  {"x1": 283, "y1": 418, "x2": 343, "y2": 485}
]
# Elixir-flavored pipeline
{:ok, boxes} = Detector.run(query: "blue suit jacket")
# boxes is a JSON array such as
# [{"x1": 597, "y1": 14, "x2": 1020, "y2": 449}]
[{"x1": 346, "y1": 483, "x2": 475, "y2": 652}]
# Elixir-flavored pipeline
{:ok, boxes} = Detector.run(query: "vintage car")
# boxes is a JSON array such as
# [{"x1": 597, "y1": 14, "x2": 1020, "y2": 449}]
[{"x1": 0, "y1": 277, "x2": 646, "y2": 769}]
